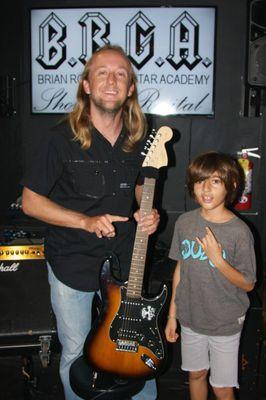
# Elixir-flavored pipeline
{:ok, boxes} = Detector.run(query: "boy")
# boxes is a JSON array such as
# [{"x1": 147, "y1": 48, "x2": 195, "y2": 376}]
[{"x1": 165, "y1": 151, "x2": 256, "y2": 400}]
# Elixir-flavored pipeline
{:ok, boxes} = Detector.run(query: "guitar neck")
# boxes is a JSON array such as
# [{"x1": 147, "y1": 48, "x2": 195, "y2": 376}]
[{"x1": 127, "y1": 177, "x2": 156, "y2": 298}]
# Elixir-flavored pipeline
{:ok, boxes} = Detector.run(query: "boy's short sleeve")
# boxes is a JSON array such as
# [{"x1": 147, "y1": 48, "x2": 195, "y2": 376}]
[
  {"x1": 234, "y1": 227, "x2": 257, "y2": 284},
  {"x1": 169, "y1": 218, "x2": 181, "y2": 261}
]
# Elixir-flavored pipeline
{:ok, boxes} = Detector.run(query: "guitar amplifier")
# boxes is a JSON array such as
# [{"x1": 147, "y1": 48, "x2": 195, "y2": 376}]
[{"x1": 0, "y1": 243, "x2": 59, "y2": 365}]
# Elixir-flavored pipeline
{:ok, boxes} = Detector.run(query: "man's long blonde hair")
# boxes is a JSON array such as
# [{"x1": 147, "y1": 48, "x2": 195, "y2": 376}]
[{"x1": 68, "y1": 44, "x2": 146, "y2": 151}]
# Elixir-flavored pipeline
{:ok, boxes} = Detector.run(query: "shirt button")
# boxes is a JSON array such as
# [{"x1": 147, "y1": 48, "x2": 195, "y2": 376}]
[
  {"x1": 113, "y1": 169, "x2": 117, "y2": 173},
  {"x1": 112, "y1": 192, "x2": 116, "y2": 196}
]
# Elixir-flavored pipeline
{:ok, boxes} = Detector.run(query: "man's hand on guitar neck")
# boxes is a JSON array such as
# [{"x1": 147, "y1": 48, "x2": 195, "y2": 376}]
[{"x1": 134, "y1": 208, "x2": 160, "y2": 235}]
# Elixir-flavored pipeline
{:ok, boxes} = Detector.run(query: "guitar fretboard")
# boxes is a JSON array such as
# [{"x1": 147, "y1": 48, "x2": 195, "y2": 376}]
[{"x1": 127, "y1": 177, "x2": 155, "y2": 298}]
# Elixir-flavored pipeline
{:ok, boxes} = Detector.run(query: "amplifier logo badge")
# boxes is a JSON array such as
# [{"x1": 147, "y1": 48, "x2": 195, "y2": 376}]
[{"x1": 0, "y1": 262, "x2": 19, "y2": 272}]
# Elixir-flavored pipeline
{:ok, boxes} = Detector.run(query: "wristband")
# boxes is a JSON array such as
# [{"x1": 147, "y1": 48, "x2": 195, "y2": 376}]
[{"x1": 167, "y1": 315, "x2": 176, "y2": 320}]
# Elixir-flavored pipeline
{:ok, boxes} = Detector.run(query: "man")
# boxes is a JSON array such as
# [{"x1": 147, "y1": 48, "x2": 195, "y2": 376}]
[{"x1": 22, "y1": 44, "x2": 159, "y2": 400}]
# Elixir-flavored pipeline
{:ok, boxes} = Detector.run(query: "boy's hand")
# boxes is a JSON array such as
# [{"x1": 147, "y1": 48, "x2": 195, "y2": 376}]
[
  {"x1": 196, "y1": 226, "x2": 223, "y2": 266},
  {"x1": 165, "y1": 318, "x2": 179, "y2": 343}
]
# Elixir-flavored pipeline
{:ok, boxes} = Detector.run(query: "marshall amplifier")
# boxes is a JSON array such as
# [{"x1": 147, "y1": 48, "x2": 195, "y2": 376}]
[{"x1": 0, "y1": 244, "x2": 58, "y2": 366}]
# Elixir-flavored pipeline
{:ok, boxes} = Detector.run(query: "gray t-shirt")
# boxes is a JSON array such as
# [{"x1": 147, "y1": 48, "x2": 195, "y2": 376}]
[{"x1": 169, "y1": 208, "x2": 256, "y2": 336}]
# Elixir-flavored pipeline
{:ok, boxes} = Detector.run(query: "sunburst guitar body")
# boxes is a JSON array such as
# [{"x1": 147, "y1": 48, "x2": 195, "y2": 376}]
[{"x1": 84, "y1": 258, "x2": 168, "y2": 379}]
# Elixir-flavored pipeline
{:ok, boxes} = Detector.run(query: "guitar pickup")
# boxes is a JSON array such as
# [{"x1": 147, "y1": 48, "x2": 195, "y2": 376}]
[{"x1": 116, "y1": 340, "x2": 138, "y2": 352}]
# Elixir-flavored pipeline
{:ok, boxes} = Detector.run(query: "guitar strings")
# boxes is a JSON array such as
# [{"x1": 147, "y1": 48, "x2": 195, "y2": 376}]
[{"x1": 121, "y1": 178, "x2": 154, "y2": 344}]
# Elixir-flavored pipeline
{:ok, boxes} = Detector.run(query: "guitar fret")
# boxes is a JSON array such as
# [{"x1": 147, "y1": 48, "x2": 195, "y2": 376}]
[
  {"x1": 128, "y1": 285, "x2": 142, "y2": 288},
  {"x1": 132, "y1": 261, "x2": 145, "y2": 264},
  {"x1": 133, "y1": 246, "x2": 148, "y2": 251},
  {"x1": 128, "y1": 283, "x2": 142, "y2": 288},
  {"x1": 130, "y1": 265, "x2": 146, "y2": 270},
  {"x1": 129, "y1": 269, "x2": 142, "y2": 272},
  {"x1": 130, "y1": 271, "x2": 143, "y2": 275},
  {"x1": 127, "y1": 285, "x2": 142, "y2": 289}
]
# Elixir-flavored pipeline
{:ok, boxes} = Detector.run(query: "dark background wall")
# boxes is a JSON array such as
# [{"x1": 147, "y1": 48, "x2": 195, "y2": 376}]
[{"x1": 1, "y1": 0, "x2": 265, "y2": 285}]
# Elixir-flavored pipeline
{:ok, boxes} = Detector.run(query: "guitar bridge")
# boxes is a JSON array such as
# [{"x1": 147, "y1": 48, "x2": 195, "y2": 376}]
[{"x1": 116, "y1": 339, "x2": 138, "y2": 352}]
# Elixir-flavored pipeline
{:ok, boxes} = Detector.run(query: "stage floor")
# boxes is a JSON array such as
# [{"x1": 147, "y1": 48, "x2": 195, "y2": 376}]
[
  {"x1": 0, "y1": 338, "x2": 265, "y2": 400},
  {"x1": 0, "y1": 282, "x2": 265, "y2": 400}
]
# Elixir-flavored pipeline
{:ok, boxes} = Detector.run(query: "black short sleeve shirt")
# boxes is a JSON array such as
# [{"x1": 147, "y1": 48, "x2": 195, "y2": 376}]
[{"x1": 21, "y1": 121, "x2": 146, "y2": 291}]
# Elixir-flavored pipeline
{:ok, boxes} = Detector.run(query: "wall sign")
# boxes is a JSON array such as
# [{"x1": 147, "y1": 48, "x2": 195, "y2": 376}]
[{"x1": 31, "y1": 7, "x2": 216, "y2": 115}]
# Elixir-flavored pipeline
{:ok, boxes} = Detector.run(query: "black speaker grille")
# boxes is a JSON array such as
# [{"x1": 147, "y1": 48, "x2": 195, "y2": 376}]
[
  {"x1": 248, "y1": 37, "x2": 266, "y2": 86},
  {"x1": 248, "y1": 0, "x2": 266, "y2": 86},
  {"x1": 0, "y1": 258, "x2": 56, "y2": 337}
]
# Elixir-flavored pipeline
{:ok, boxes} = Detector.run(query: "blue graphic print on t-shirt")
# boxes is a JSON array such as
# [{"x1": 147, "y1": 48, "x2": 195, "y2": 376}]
[{"x1": 181, "y1": 239, "x2": 226, "y2": 268}]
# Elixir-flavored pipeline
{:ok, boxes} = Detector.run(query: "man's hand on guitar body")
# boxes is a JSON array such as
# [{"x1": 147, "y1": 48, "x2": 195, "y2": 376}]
[{"x1": 134, "y1": 208, "x2": 160, "y2": 235}]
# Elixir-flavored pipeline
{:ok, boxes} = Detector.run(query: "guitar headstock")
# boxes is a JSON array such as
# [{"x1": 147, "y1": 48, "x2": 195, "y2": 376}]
[{"x1": 142, "y1": 126, "x2": 173, "y2": 169}]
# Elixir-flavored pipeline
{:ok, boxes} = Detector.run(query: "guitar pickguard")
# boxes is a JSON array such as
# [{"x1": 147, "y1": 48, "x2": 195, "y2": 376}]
[{"x1": 109, "y1": 286, "x2": 166, "y2": 360}]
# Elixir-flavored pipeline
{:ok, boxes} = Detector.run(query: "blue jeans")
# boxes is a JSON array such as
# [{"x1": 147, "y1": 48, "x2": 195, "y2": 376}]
[{"x1": 48, "y1": 264, "x2": 157, "y2": 400}]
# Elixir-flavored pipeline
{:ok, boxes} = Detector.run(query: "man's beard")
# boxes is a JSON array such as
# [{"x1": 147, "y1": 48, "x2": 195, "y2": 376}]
[{"x1": 90, "y1": 95, "x2": 126, "y2": 116}]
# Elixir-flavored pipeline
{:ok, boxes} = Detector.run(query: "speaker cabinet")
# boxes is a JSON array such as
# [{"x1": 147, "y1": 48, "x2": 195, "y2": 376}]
[
  {"x1": 0, "y1": 244, "x2": 58, "y2": 362},
  {"x1": 248, "y1": 0, "x2": 266, "y2": 86}
]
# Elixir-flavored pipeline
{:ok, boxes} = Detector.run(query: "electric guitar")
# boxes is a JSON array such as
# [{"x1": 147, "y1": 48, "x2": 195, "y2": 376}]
[{"x1": 84, "y1": 126, "x2": 173, "y2": 379}]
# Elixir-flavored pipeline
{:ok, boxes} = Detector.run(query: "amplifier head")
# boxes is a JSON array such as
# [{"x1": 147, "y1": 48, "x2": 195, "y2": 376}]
[{"x1": 0, "y1": 245, "x2": 44, "y2": 261}]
